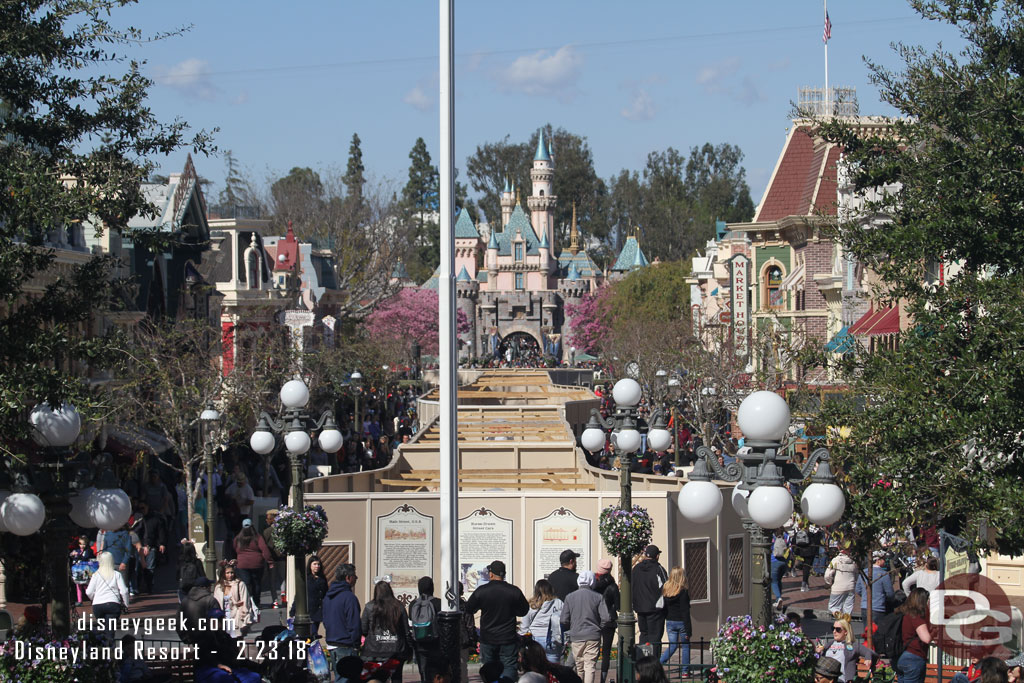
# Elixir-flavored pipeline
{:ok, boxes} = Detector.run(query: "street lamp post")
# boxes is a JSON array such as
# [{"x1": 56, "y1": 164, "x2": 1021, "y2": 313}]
[
  {"x1": 666, "y1": 377, "x2": 682, "y2": 468},
  {"x1": 2, "y1": 403, "x2": 131, "y2": 636},
  {"x1": 199, "y1": 404, "x2": 221, "y2": 580},
  {"x1": 351, "y1": 370, "x2": 363, "y2": 436},
  {"x1": 249, "y1": 378, "x2": 343, "y2": 640},
  {"x1": 581, "y1": 379, "x2": 672, "y2": 683},
  {"x1": 677, "y1": 391, "x2": 845, "y2": 626}
]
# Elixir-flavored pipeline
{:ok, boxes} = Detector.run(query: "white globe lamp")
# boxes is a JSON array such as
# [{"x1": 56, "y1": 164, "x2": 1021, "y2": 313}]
[
  {"x1": 581, "y1": 427, "x2": 606, "y2": 453},
  {"x1": 801, "y1": 483, "x2": 846, "y2": 526},
  {"x1": 86, "y1": 488, "x2": 132, "y2": 530},
  {"x1": 647, "y1": 427, "x2": 671, "y2": 452},
  {"x1": 69, "y1": 487, "x2": 96, "y2": 528},
  {"x1": 0, "y1": 490, "x2": 11, "y2": 533},
  {"x1": 612, "y1": 378, "x2": 642, "y2": 407},
  {"x1": 285, "y1": 429, "x2": 311, "y2": 455},
  {"x1": 200, "y1": 407, "x2": 220, "y2": 422},
  {"x1": 615, "y1": 428, "x2": 641, "y2": 454},
  {"x1": 747, "y1": 485, "x2": 794, "y2": 529},
  {"x1": 2, "y1": 492, "x2": 47, "y2": 536},
  {"x1": 736, "y1": 391, "x2": 791, "y2": 442},
  {"x1": 678, "y1": 481, "x2": 723, "y2": 523},
  {"x1": 318, "y1": 428, "x2": 343, "y2": 453},
  {"x1": 280, "y1": 379, "x2": 310, "y2": 409},
  {"x1": 29, "y1": 403, "x2": 81, "y2": 448},
  {"x1": 250, "y1": 429, "x2": 276, "y2": 455},
  {"x1": 731, "y1": 486, "x2": 751, "y2": 517}
]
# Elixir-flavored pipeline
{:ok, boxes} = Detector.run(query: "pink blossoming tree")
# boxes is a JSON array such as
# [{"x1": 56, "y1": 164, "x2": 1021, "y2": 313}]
[{"x1": 363, "y1": 288, "x2": 469, "y2": 356}]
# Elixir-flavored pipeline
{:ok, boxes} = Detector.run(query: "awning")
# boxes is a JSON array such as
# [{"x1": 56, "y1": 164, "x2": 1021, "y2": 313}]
[
  {"x1": 575, "y1": 352, "x2": 598, "y2": 362},
  {"x1": 849, "y1": 306, "x2": 900, "y2": 336},
  {"x1": 780, "y1": 263, "x2": 805, "y2": 291},
  {"x1": 823, "y1": 326, "x2": 856, "y2": 353}
]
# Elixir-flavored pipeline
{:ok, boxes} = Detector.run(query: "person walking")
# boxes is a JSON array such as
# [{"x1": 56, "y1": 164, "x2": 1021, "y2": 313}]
[
  {"x1": 771, "y1": 529, "x2": 791, "y2": 610},
  {"x1": 519, "y1": 579, "x2": 564, "y2": 663},
  {"x1": 213, "y1": 560, "x2": 252, "y2": 638},
  {"x1": 86, "y1": 551, "x2": 130, "y2": 632},
  {"x1": 233, "y1": 519, "x2": 274, "y2": 609},
  {"x1": 409, "y1": 576, "x2": 443, "y2": 682},
  {"x1": 825, "y1": 546, "x2": 860, "y2": 618},
  {"x1": 361, "y1": 580, "x2": 414, "y2": 683},
  {"x1": 658, "y1": 567, "x2": 691, "y2": 674},
  {"x1": 856, "y1": 552, "x2": 895, "y2": 623},
  {"x1": 548, "y1": 550, "x2": 580, "y2": 601},
  {"x1": 895, "y1": 587, "x2": 933, "y2": 683},
  {"x1": 561, "y1": 571, "x2": 611, "y2": 683},
  {"x1": 323, "y1": 563, "x2": 362, "y2": 673},
  {"x1": 632, "y1": 545, "x2": 668, "y2": 659},
  {"x1": 793, "y1": 522, "x2": 822, "y2": 592},
  {"x1": 592, "y1": 559, "x2": 619, "y2": 683},
  {"x1": 70, "y1": 535, "x2": 94, "y2": 606},
  {"x1": 306, "y1": 555, "x2": 329, "y2": 638},
  {"x1": 465, "y1": 560, "x2": 530, "y2": 682},
  {"x1": 263, "y1": 509, "x2": 287, "y2": 609}
]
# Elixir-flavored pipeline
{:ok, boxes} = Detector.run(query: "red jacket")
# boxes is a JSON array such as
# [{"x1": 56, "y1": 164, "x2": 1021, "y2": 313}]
[{"x1": 234, "y1": 533, "x2": 273, "y2": 570}]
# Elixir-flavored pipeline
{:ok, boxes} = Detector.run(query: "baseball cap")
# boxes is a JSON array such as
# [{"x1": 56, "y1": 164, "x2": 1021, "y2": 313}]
[
  {"x1": 559, "y1": 549, "x2": 581, "y2": 564},
  {"x1": 872, "y1": 550, "x2": 886, "y2": 560},
  {"x1": 486, "y1": 560, "x2": 506, "y2": 578},
  {"x1": 596, "y1": 558, "x2": 613, "y2": 574},
  {"x1": 644, "y1": 544, "x2": 661, "y2": 558},
  {"x1": 241, "y1": 518, "x2": 252, "y2": 528}
]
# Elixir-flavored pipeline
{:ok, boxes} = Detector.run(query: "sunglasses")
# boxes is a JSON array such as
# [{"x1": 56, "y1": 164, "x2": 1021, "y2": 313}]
[{"x1": 833, "y1": 627, "x2": 845, "y2": 632}]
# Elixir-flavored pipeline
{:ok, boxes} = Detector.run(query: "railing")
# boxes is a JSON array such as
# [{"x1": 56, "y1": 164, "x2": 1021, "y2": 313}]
[{"x1": 653, "y1": 637, "x2": 713, "y2": 682}]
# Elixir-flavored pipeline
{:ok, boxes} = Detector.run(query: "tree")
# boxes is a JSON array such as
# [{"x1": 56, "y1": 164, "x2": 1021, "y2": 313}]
[
  {"x1": 362, "y1": 288, "x2": 468, "y2": 357},
  {"x1": 270, "y1": 166, "x2": 324, "y2": 232},
  {"x1": 0, "y1": 0, "x2": 210, "y2": 444},
  {"x1": 815, "y1": 0, "x2": 1024, "y2": 554},
  {"x1": 403, "y1": 138, "x2": 440, "y2": 282},
  {"x1": 465, "y1": 135, "x2": 531, "y2": 226},
  {"x1": 685, "y1": 143, "x2": 755, "y2": 227},
  {"x1": 565, "y1": 287, "x2": 613, "y2": 355},
  {"x1": 608, "y1": 169, "x2": 644, "y2": 251},
  {"x1": 343, "y1": 133, "x2": 366, "y2": 206}
]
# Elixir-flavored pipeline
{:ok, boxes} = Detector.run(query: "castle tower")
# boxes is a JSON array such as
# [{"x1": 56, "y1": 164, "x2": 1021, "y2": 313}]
[
  {"x1": 486, "y1": 229, "x2": 499, "y2": 291},
  {"x1": 500, "y1": 176, "x2": 514, "y2": 228},
  {"x1": 456, "y1": 265, "x2": 480, "y2": 358},
  {"x1": 454, "y1": 208, "x2": 481, "y2": 279},
  {"x1": 528, "y1": 129, "x2": 557, "y2": 249},
  {"x1": 539, "y1": 229, "x2": 551, "y2": 277}
]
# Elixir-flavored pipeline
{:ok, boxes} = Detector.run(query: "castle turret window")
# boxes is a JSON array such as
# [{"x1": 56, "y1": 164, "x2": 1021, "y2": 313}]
[
  {"x1": 515, "y1": 273, "x2": 524, "y2": 290},
  {"x1": 515, "y1": 243, "x2": 523, "y2": 261}
]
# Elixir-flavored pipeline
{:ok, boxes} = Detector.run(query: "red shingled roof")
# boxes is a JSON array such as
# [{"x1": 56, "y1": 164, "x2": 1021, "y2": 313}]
[
  {"x1": 275, "y1": 223, "x2": 299, "y2": 272},
  {"x1": 755, "y1": 126, "x2": 841, "y2": 222}
]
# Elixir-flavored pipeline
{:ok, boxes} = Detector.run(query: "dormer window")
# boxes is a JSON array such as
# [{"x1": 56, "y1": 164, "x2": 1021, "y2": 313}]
[{"x1": 515, "y1": 243, "x2": 523, "y2": 261}]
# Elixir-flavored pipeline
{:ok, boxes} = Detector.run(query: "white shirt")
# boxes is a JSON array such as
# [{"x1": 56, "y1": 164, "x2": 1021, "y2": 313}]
[
  {"x1": 86, "y1": 570, "x2": 130, "y2": 608},
  {"x1": 902, "y1": 569, "x2": 941, "y2": 594}
]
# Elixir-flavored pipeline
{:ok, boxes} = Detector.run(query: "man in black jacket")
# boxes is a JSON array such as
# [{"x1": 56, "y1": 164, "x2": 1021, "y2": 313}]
[
  {"x1": 548, "y1": 549, "x2": 580, "y2": 601},
  {"x1": 465, "y1": 561, "x2": 529, "y2": 682},
  {"x1": 632, "y1": 544, "x2": 668, "y2": 658}
]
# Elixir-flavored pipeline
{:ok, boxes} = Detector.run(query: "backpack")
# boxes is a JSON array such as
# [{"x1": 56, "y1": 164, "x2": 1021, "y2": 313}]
[
  {"x1": 874, "y1": 612, "x2": 905, "y2": 664},
  {"x1": 795, "y1": 529, "x2": 810, "y2": 546},
  {"x1": 409, "y1": 595, "x2": 437, "y2": 642},
  {"x1": 772, "y1": 537, "x2": 789, "y2": 560}
]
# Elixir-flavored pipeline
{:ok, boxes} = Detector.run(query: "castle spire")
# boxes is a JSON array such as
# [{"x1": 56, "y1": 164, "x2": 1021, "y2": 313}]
[
  {"x1": 569, "y1": 202, "x2": 580, "y2": 255},
  {"x1": 535, "y1": 128, "x2": 551, "y2": 161}
]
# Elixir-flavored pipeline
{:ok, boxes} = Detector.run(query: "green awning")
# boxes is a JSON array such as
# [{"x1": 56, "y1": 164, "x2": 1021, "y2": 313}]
[{"x1": 824, "y1": 326, "x2": 856, "y2": 354}]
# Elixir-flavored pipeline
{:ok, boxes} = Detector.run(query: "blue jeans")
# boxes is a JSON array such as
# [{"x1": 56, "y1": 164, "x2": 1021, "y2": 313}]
[
  {"x1": 770, "y1": 558, "x2": 787, "y2": 601},
  {"x1": 659, "y1": 620, "x2": 689, "y2": 672},
  {"x1": 237, "y1": 567, "x2": 264, "y2": 608},
  {"x1": 896, "y1": 650, "x2": 926, "y2": 683},
  {"x1": 480, "y1": 641, "x2": 519, "y2": 682}
]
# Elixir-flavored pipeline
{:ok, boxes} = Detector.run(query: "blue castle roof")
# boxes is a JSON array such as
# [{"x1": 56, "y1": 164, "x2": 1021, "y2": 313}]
[
  {"x1": 611, "y1": 235, "x2": 649, "y2": 272},
  {"x1": 534, "y1": 129, "x2": 551, "y2": 161},
  {"x1": 454, "y1": 208, "x2": 479, "y2": 239}
]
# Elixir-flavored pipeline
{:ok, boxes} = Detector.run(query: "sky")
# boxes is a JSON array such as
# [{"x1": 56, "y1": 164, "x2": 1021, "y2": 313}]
[{"x1": 121, "y1": 0, "x2": 965, "y2": 213}]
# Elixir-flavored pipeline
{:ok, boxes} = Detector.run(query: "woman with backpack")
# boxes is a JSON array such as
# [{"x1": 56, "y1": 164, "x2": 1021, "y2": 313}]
[
  {"x1": 361, "y1": 580, "x2": 413, "y2": 683},
  {"x1": 794, "y1": 522, "x2": 822, "y2": 592},
  {"x1": 409, "y1": 576, "x2": 443, "y2": 683},
  {"x1": 771, "y1": 528, "x2": 790, "y2": 610},
  {"x1": 233, "y1": 520, "x2": 274, "y2": 610},
  {"x1": 519, "y1": 578, "x2": 565, "y2": 663},
  {"x1": 658, "y1": 566, "x2": 691, "y2": 674},
  {"x1": 896, "y1": 587, "x2": 933, "y2": 683}
]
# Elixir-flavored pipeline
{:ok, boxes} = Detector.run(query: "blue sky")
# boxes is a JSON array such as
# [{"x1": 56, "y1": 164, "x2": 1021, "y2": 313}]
[{"x1": 123, "y1": 0, "x2": 963, "y2": 211}]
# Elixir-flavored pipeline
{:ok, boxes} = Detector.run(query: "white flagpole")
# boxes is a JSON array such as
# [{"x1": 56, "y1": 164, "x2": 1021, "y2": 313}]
[{"x1": 824, "y1": 0, "x2": 830, "y2": 116}]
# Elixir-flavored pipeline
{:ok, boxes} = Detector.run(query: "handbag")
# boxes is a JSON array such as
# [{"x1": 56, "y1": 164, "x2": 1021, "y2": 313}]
[
  {"x1": 249, "y1": 594, "x2": 261, "y2": 624},
  {"x1": 100, "y1": 573, "x2": 128, "y2": 614}
]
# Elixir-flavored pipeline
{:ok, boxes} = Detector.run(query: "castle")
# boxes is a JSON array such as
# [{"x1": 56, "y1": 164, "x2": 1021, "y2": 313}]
[{"x1": 423, "y1": 129, "x2": 649, "y2": 362}]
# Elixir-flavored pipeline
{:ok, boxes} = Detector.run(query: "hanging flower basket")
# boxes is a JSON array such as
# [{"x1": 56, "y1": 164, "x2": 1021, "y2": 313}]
[
  {"x1": 271, "y1": 505, "x2": 329, "y2": 556},
  {"x1": 598, "y1": 504, "x2": 653, "y2": 558},
  {"x1": 711, "y1": 615, "x2": 817, "y2": 682}
]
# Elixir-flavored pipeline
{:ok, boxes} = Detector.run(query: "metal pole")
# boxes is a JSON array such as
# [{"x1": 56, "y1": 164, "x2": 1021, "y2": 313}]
[
  {"x1": 204, "y1": 429, "x2": 218, "y2": 580},
  {"x1": 438, "y1": 0, "x2": 461, "y2": 678},
  {"x1": 289, "y1": 448, "x2": 310, "y2": 640},
  {"x1": 745, "y1": 520, "x2": 773, "y2": 628},
  {"x1": 672, "y1": 406, "x2": 680, "y2": 469},
  {"x1": 45, "y1": 452, "x2": 73, "y2": 636},
  {"x1": 617, "y1": 435, "x2": 636, "y2": 683}
]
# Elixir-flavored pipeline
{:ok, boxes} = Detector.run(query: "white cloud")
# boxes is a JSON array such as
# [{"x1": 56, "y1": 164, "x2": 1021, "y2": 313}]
[
  {"x1": 154, "y1": 58, "x2": 219, "y2": 101},
  {"x1": 497, "y1": 45, "x2": 582, "y2": 98},
  {"x1": 403, "y1": 85, "x2": 432, "y2": 112},
  {"x1": 231, "y1": 91, "x2": 249, "y2": 106},
  {"x1": 621, "y1": 88, "x2": 655, "y2": 121},
  {"x1": 696, "y1": 56, "x2": 741, "y2": 88}
]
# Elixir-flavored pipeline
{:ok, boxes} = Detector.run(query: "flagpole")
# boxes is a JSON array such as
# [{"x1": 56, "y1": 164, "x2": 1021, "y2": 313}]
[{"x1": 824, "y1": 0, "x2": 830, "y2": 116}]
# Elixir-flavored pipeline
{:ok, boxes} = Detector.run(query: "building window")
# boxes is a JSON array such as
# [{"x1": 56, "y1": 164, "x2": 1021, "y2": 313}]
[
  {"x1": 765, "y1": 265, "x2": 784, "y2": 309},
  {"x1": 727, "y1": 535, "x2": 745, "y2": 598},
  {"x1": 515, "y1": 243, "x2": 524, "y2": 261},
  {"x1": 515, "y1": 272, "x2": 524, "y2": 290},
  {"x1": 683, "y1": 538, "x2": 710, "y2": 603}
]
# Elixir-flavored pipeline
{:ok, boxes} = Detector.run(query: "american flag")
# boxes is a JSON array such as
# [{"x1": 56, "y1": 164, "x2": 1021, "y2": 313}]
[{"x1": 823, "y1": 11, "x2": 832, "y2": 43}]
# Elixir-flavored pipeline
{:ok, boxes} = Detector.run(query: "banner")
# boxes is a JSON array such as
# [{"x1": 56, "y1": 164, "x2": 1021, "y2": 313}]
[{"x1": 729, "y1": 254, "x2": 750, "y2": 357}]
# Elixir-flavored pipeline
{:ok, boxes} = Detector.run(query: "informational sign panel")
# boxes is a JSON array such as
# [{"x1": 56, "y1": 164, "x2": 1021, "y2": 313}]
[
  {"x1": 729, "y1": 254, "x2": 750, "y2": 357},
  {"x1": 533, "y1": 508, "x2": 590, "y2": 583},
  {"x1": 458, "y1": 507, "x2": 513, "y2": 595},
  {"x1": 376, "y1": 504, "x2": 433, "y2": 604}
]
